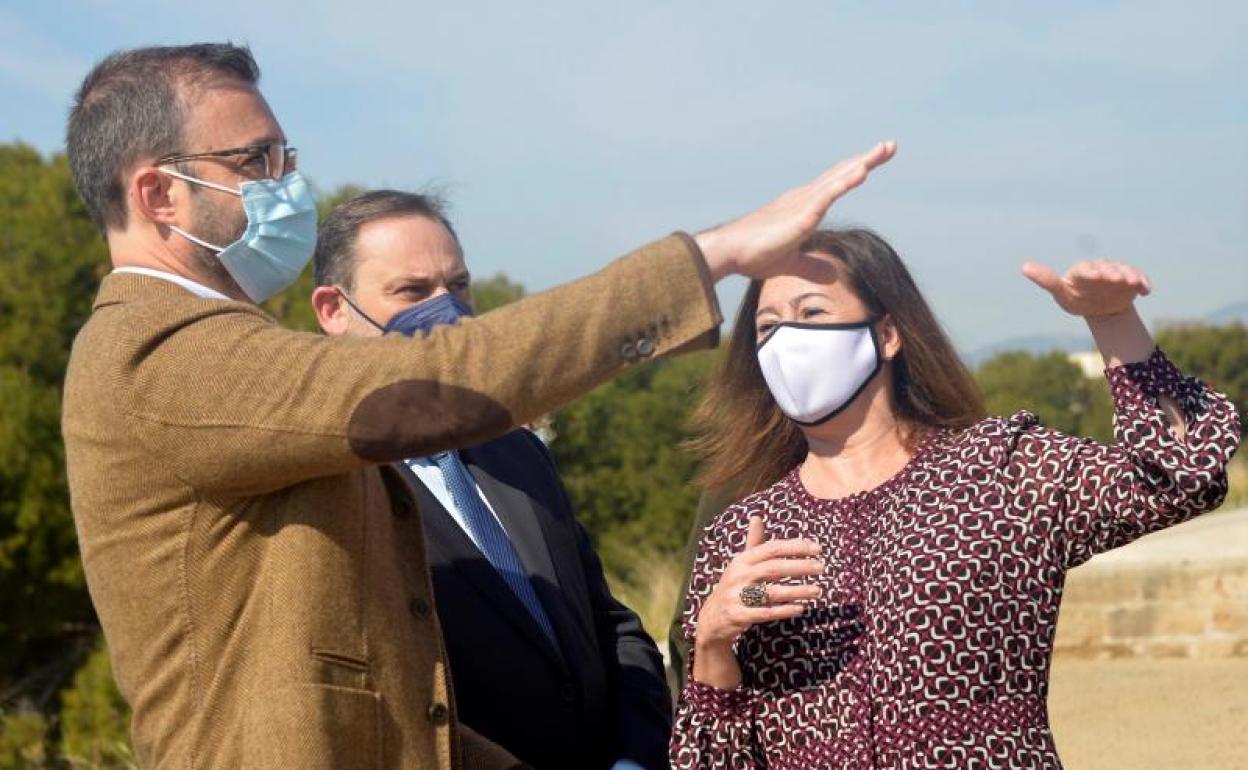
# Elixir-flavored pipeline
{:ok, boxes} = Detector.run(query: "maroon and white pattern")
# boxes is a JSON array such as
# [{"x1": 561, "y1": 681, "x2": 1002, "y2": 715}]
[{"x1": 671, "y1": 349, "x2": 1241, "y2": 769}]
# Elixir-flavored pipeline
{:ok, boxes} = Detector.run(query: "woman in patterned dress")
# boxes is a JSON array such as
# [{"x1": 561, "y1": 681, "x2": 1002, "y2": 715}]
[{"x1": 669, "y1": 228, "x2": 1241, "y2": 769}]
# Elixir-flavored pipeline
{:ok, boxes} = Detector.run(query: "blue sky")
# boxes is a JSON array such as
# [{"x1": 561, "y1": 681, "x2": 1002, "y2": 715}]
[{"x1": 2, "y1": 0, "x2": 1244, "y2": 351}]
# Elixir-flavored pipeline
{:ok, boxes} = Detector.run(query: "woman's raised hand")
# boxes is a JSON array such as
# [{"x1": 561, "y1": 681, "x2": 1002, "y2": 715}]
[
  {"x1": 1022, "y1": 259, "x2": 1152, "y2": 318},
  {"x1": 694, "y1": 516, "x2": 823, "y2": 654}
]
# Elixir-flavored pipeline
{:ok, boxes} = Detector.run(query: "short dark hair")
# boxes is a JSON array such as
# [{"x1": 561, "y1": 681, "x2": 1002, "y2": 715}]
[
  {"x1": 313, "y1": 189, "x2": 461, "y2": 291},
  {"x1": 66, "y1": 43, "x2": 261, "y2": 232}
]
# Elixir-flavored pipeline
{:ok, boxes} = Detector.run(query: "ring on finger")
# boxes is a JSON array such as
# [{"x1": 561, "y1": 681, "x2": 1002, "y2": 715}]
[{"x1": 739, "y1": 582, "x2": 770, "y2": 608}]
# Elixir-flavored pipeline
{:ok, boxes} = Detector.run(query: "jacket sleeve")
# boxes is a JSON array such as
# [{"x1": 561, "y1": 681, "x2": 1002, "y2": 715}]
[
  {"x1": 1008, "y1": 348, "x2": 1242, "y2": 569},
  {"x1": 521, "y1": 430, "x2": 674, "y2": 770},
  {"x1": 669, "y1": 503, "x2": 762, "y2": 770},
  {"x1": 459, "y1": 724, "x2": 529, "y2": 770},
  {"x1": 114, "y1": 234, "x2": 720, "y2": 497}
]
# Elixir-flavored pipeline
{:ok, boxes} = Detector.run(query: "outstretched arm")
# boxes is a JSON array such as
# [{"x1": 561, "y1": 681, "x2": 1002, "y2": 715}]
[{"x1": 1017, "y1": 259, "x2": 1240, "y2": 567}]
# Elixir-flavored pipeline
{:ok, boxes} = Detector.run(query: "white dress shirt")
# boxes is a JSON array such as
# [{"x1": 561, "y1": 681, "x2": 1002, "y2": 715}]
[
  {"x1": 403, "y1": 456, "x2": 511, "y2": 551},
  {"x1": 111, "y1": 266, "x2": 232, "y2": 300}
]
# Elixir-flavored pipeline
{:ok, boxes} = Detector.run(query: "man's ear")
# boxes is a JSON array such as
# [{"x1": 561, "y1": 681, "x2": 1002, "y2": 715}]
[
  {"x1": 311, "y1": 285, "x2": 349, "y2": 336},
  {"x1": 130, "y1": 165, "x2": 179, "y2": 227},
  {"x1": 878, "y1": 315, "x2": 902, "y2": 361}
]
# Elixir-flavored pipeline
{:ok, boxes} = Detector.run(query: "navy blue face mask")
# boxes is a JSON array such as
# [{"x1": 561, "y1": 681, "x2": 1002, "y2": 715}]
[{"x1": 338, "y1": 290, "x2": 473, "y2": 337}]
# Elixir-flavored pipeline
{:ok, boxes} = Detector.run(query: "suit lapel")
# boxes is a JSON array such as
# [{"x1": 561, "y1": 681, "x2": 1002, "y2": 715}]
[
  {"x1": 394, "y1": 462, "x2": 568, "y2": 673},
  {"x1": 463, "y1": 445, "x2": 598, "y2": 650}
]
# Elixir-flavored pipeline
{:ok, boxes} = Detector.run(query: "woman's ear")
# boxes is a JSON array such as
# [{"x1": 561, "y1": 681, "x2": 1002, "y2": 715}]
[{"x1": 878, "y1": 315, "x2": 902, "y2": 361}]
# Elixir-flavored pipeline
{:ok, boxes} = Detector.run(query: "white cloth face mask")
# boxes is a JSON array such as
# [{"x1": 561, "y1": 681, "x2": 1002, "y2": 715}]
[{"x1": 756, "y1": 320, "x2": 882, "y2": 425}]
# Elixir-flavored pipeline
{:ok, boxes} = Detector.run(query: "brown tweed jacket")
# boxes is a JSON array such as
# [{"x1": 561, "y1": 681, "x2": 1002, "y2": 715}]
[{"x1": 61, "y1": 234, "x2": 720, "y2": 769}]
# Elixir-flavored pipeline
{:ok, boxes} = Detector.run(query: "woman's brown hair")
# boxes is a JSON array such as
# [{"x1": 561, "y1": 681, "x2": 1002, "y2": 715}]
[{"x1": 687, "y1": 228, "x2": 986, "y2": 496}]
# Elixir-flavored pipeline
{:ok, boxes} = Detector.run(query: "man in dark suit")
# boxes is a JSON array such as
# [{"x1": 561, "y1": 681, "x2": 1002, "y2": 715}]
[{"x1": 310, "y1": 189, "x2": 673, "y2": 770}]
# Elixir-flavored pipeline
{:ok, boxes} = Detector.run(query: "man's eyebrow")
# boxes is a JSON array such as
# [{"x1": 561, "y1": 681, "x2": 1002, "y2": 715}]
[{"x1": 382, "y1": 274, "x2": 435, "y2": 290}]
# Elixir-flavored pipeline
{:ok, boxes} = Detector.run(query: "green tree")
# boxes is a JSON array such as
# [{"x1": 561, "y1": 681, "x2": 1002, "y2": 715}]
[
  {"x1": 1157, "y1": 322, "x2": 1248, "y2": 431},
  {"x1": 976, "y1": 351, "x2": 1089, "y2": 435},
  {"x1": 0, "y1": 706, "x2": 49, "y2": 770},
  {"x1": 472, "y1": 274, "x2": 526, "y2": 313},
  {"x1": 0, "y1": 144, "x2": 103, "y2": 691},
  {"x1": 59, "y1": 643, "x2": 132, "y2": 769},
  {"x1": 551, "y1": 351, "x2": 718, "y2": 580}
]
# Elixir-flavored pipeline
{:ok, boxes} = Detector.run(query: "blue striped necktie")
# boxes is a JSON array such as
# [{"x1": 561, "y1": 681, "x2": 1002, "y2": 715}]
[{"x1": 431, "y1": 450, "x2": 560, "y2": 649}]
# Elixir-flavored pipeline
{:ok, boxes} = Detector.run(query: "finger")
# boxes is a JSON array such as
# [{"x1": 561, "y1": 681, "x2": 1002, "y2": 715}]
[
  {"x1": 859, "y1": 139, "x2": 898, "y2": 171},
  {"x1": 750, "y1": 557, "x2": 826, "y2": 582},
  {"x1": 736, "y1": 603, "x2": 809, "y2": 624},
  {"x1": 742, "y1": 538, "x2": 822, "y2": 564},
  {"x1": 1021, "y1": 262, "x2": 1063, "y2": 295},
  {"x1": 1117, "y1": 263, "x2": 1150, "y2": 295},
  {"x1": 1072, "y1": 261, "x2": 1102, "y2": 282},
  {"x1": 761, "y1": 583, "x2": 822, "y2": 604},
  {"x1": 807, "y1": 141, "x2": 898, "y2": 211},
  {"x1": 1099, "y1": 262, "x2": 1125, "y2": 283},
  {"x1": 812, "y1": 140, "x2": 896, "y2": 188},
  {"x1": 745, "y1": 515, "x2": 765, "y2": 551}
]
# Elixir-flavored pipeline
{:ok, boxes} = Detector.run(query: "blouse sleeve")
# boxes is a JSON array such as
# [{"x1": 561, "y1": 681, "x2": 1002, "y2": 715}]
[
  {"x1": 1012, "y1": 347, "x2": 1241, "y2": 569},
  {"x1": 669, "y1": 502, "x2": 764, "y2": 769}
]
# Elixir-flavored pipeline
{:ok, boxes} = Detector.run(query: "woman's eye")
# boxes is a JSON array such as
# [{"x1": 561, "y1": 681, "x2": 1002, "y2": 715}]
[
  {"x1": 801, "y1": 307, "x2": 827, "y2": 319},
  {"x1": 757, "y1": 322, "x2": 776, "y2": 336}
]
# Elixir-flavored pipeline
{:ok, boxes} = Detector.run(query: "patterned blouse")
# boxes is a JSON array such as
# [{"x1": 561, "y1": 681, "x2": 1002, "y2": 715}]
[{"x1": 671, "y1": 350, "x2": 1241, "y2": 769}]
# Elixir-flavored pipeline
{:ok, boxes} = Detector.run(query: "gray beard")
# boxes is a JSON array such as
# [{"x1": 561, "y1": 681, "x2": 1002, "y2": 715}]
[{"x1": 188, "y1": 191, "x2": 247, "y2": 289}]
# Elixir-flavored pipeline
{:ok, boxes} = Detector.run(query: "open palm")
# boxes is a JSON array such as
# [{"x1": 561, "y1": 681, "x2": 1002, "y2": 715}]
[{"x1": 1022, "y1": 259, "x2": 1152, "y2": 318}]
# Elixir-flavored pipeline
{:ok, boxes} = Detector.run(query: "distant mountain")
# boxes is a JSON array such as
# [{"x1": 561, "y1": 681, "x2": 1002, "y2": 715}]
[
  {"x1": 964, "y1": 334, "x2": 1094, "y2": 367},
  {"x1": 965, "y1": 302, "x2": 1247, "y2": 367},
  {"x1": 1205, "y1": 301, "x2": 1248, "y2": 325}
]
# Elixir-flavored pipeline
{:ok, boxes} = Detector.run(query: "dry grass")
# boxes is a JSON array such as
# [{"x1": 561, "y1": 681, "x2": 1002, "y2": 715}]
[
  {"x1": 1225, "y1": 452, "x2": 1248, "y2": 509},
  {"x1": 605, "y1": 552, "x2": 686, "y2": 647},
  {"x1": 1049, "y1": 658, "x2": 1248, "y2": 769}
]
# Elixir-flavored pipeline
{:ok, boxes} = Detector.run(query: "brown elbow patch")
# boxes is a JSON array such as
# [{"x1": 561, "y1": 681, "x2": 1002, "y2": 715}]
[{"x1": 348, "y1": 380, "x2": 513, "y2": 462}]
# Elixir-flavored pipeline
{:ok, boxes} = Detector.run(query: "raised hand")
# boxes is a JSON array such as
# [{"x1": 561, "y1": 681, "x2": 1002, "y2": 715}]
[
  {"x1": 697, "y1": 141, "x2": 897, "y2": 281},
  {"x1": 691, "y1": 516, "x2": 823, "y2": 688},
  {"x1": 1022, "y1": 259, "x2": 1152, "y2": 318}
]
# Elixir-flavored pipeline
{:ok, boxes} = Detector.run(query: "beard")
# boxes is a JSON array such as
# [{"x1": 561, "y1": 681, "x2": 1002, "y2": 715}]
[{"x1": 185, "y1": 188, "x2": 247, "y2": 287}]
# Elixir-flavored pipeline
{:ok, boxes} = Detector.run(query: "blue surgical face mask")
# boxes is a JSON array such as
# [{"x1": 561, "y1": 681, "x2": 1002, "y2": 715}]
[
  {"x1": 337, "y1": 290, "x2": 474, "y2": 337},
  {"x1": 159, "y1": 167, "x2": 318, "y2": 302}
]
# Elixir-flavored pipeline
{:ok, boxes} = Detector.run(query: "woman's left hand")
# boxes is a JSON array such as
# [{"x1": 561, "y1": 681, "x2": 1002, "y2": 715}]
[{"x1": 1022, "y1": 259, "x2": 1152, "y2": 318}]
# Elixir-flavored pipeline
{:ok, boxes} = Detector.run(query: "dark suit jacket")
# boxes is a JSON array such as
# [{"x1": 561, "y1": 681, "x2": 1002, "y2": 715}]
[{"x1": 397, "y1": 430, "x2": 672, "y2": 770}]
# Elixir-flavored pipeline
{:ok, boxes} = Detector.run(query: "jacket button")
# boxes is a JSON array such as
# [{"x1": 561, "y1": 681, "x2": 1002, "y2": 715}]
[
  {"x1": 392, "y1": 499, "x2": 413, "y2": 519},
  {"x1": 559, "y1": 682, "x2": 576, "y2": 702},
  {"x1": 635, "y1": 337, "x2": 655, "y2": 357},
  {"x1": 427, "y1": 701, "x2": 450, "y2": 725},
  {"x1": 409, "y1": 597, "x2": 430, "y2": 618}
]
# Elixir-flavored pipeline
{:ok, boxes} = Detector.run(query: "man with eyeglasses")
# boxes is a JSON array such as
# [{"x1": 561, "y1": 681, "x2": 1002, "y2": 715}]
[{"x1": 60, "y1": 42, "x2": 894, "y2": 769}]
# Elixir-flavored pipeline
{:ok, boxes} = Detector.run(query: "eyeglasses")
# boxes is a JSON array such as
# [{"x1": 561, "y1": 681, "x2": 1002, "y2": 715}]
[{"x1": 156, "y1": 142, "x2": 298, "y2": 181}]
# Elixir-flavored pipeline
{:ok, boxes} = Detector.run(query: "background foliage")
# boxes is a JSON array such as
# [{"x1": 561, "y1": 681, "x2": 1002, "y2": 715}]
[{"x1": 1, "y1": 142, "x2": 1243, "y2": 766}]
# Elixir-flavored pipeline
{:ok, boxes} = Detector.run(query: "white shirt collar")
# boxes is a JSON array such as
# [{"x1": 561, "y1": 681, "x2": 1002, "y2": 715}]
[{"x1": 112, "y1": 266, "x2": 232, "y2": 301}]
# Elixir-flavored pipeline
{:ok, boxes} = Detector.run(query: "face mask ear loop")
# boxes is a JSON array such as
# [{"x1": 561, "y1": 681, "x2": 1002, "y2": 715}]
[
  {"x1": 167, "y1": 225, "x2": 226, "y2": 254},
  {"x1": 334, "y1": 287, "x2": 386, "y2": 332}
]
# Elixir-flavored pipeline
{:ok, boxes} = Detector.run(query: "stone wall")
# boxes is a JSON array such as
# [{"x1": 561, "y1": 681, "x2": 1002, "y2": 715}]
[{"x1": 1053, "y1": 509, "x2": 1248, "y2": 660}]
